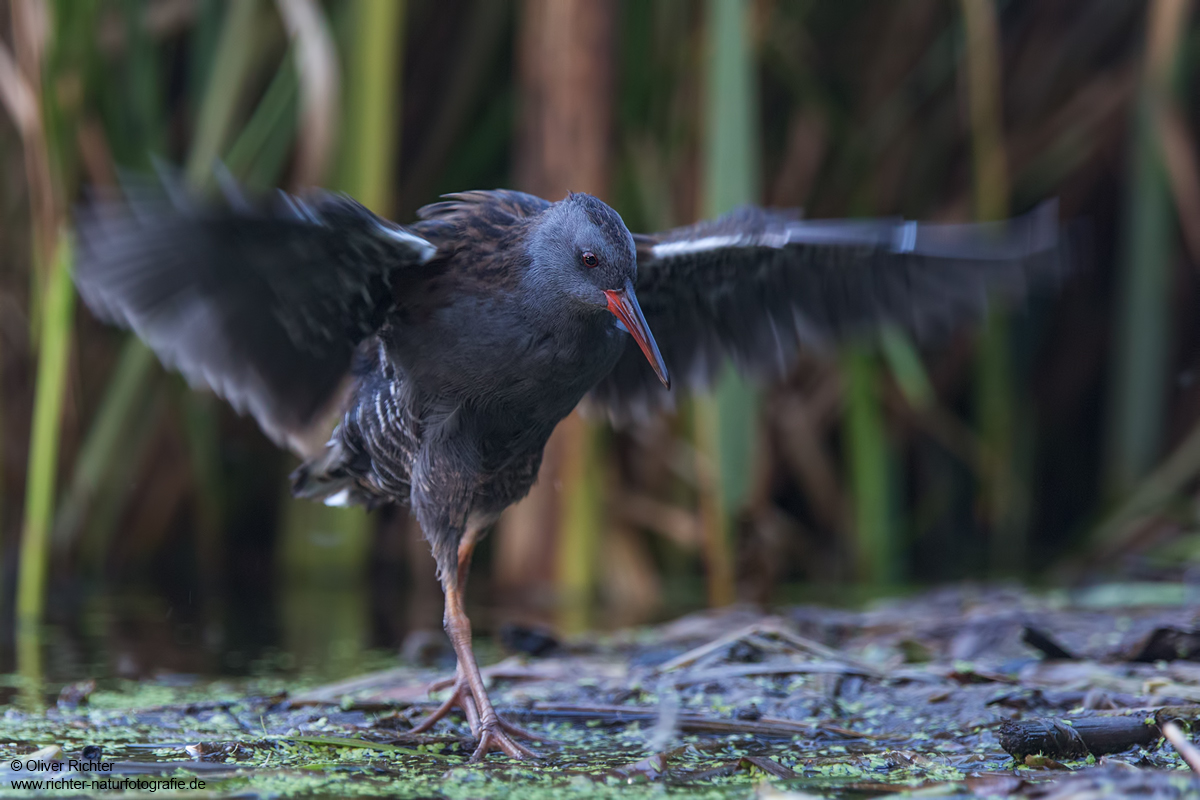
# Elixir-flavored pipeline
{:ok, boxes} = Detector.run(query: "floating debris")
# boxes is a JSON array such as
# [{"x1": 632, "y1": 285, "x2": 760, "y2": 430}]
[{"x1": 5, "y1": 585, "x2": 1200, "y2": 797}]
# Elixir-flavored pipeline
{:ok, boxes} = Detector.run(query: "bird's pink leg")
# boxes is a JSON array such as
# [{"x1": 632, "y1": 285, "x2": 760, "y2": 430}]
[{"x1": 409, "y1": 529, "x2": 542, "y2": 761}]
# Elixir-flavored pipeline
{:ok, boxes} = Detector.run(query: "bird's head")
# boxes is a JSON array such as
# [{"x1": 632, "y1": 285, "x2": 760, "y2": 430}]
[{"x1": 526, "y1": 193, "x2": 669, "y2": 388}]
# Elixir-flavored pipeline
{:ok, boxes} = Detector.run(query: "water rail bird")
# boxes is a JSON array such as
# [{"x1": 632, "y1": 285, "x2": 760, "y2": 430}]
[{"x1": 75, "y1": 177, "x2": 1065, "y2": 760}]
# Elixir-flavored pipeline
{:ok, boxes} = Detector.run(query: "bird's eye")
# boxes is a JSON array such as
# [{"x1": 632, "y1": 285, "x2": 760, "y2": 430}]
[{"x1": 581, "y1": 251, "x2": 599, "y2": 268}]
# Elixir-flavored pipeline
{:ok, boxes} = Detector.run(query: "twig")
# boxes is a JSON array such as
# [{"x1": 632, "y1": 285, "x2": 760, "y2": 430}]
[
  {"x1": 673, "y1": 661, "x2": 875, "y2": 687},
  {"x1": 662, "y1": 619, "x2": 843, "y2": 667},
  {"x1": 517, "y1": 702, "x2": 881, "y2": 740},
  {"x1": 1021, "y1": 626, "x2": 1076, "y2": 660},
  {"x1": 1162, "y1": 721, "x2": 1200, "y2": 773},
  {"x1": 657, "y1": 618, "x2": 881, "y2": 678},
  {"x1": 291, "y1": 667, "x2": 415, "y2": 704},
  {"x1": 656, "y1": 621, "x2": 781, "y2": 671}
]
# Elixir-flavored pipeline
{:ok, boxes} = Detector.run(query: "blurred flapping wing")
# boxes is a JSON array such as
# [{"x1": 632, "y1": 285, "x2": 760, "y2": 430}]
[
  {"x1": 75, "y1": 178, "x2": 437, "y2": 454},
  {"x1": 587, "y1": 201, "x2": 1067, "y2": 424}
]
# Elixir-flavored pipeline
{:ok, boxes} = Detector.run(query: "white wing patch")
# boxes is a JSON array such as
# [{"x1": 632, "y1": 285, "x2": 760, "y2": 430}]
[
  {"x1": 651, "y1": 234, "x2": 753, "y2": 259},
  {"x1": 651, "y1": 233, "x2": 789, "y2": 259},
  {"x1": 373, "y1": 220, "x2": 438, "y2": 262},
  {"x1": 650, "y1": 220, "x2": 923, "y2": 259},
  {"x1": 895, "y1": 221, "x2": 918, "y2": 254},
  {"x1": 274, "y1": 188, "x2": 438, "y2": 263}
]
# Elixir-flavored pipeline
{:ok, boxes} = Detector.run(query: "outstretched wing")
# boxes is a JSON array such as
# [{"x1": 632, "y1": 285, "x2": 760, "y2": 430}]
[
  {"x1": 587, "y1": 201, "x2": 1067, "y2": 424},
  {"x1": 75, "y1": 178, "x2": 437, "y2": 454}
]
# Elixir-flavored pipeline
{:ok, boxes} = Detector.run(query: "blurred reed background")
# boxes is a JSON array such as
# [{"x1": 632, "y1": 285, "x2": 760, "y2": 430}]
[{"x1": 1, "y1": 0, "x2": 1199, "y2": 682}]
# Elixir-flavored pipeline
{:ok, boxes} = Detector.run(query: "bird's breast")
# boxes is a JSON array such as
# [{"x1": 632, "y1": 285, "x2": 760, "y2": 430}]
[{"x1": 388, "y1": 294, "x2": 624, "y2": 424}]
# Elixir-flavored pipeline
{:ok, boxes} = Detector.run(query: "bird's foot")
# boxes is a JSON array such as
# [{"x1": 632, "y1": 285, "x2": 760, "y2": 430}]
[
  {"x1": 410, "y1": 674, "x2": 543, "y2": 761},
  {"x1": 471, "y1": 720, "x2": 538, "y2": 762}
]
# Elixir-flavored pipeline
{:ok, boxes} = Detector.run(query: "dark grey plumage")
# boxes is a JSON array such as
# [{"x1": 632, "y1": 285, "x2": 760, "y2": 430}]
[
  {"x1": 587, "y1": 200, "x2": 1066, "y2": 424},
  {"x1": 73, "y1": 178, "x2": 1068, "y2": 760},
  {"x1": 75, "y1": 180, "x2": 436, "y2": 453},
  {"x1": 75, "y1": 180, "x2": 1071, "y2": 570},
  {"x1": 291, "y1": 190, "x2": 639, "y2": 572}
]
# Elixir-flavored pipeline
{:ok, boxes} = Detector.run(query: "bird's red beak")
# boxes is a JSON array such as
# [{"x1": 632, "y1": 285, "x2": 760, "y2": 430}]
[{"x1": 604, "y1": 282, "x2": 670, "y2": 389}]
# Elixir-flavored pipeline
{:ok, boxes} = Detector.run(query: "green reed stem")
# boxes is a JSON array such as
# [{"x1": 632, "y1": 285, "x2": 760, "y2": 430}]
[{"x1": 17, "y1": 234, "x2": 75, "y2": 633}]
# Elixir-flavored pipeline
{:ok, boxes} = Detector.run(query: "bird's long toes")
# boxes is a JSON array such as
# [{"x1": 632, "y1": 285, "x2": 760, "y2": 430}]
[
  {"x1": 408, "y1": 696, "x2": 456, "y2": 734},
  {"x1": 428, "y1": 675, "x2": 457, "y2": 693},
  {"x1": 409, "y1": 676, "x2": 470, "y2": 734},
  {"x1": 469, "y1": 727, "x2": 539, "y2": 762},
  {"x1": 461, "y1": 691, "x2": 482, "y2": 738},
  {"x1": 413, "y1": 673, "x2": 546, "y2": 760}
]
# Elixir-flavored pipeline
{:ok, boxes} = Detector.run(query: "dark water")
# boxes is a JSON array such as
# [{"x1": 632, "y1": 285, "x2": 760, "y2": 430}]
[{"x1": 2, "y1": 584, "x2": 449, "y2": 712}]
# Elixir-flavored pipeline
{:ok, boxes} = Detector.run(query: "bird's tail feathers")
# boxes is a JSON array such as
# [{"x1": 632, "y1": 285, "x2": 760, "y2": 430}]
[{"x1": 290, "y1": 438, "x2": 379, "y2": 509}]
